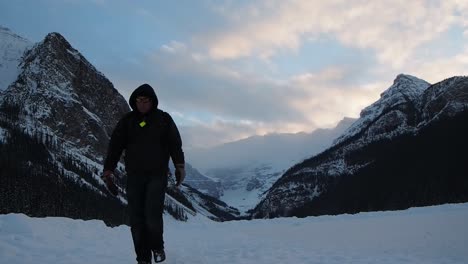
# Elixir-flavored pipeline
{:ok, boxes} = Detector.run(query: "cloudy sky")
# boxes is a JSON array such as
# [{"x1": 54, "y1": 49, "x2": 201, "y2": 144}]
[{"x1": 1, "y1": 0, "x2": 467, "y2": 148}]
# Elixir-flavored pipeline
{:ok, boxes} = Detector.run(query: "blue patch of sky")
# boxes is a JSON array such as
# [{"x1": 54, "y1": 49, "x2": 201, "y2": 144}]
[
  {"x1": 270, "y1": 36, "x2": 374, "y2": 79},
  {"x1": 0, "y1": 1, "x2": 226, "y2": 70},
  {"x1": 1, "y1": 2, "x2": 144, "y2": 63},
  {"x1": 171, "y1": 110, "x2": 217, "y2": 126},
  {"x1": 414, "y1": 25, "x2": 465, "y2": 59},
  {"x1": 220, "y1": 35, "x2": 377, "y2": 86}
]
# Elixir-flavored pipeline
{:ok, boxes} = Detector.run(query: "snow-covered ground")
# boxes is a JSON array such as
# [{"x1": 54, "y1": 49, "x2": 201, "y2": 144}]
[{"x1": 1, "y1": 203, "x2": 468, "y2": 264}]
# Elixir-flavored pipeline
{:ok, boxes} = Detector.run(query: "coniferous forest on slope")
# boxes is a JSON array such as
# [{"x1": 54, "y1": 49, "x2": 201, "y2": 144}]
[
  {"x1": 291, "y1": 110, "x2": 468, "y2": 217},
  {"x1": 0, "y1": 104, "x2": 127, "y2": 226}
]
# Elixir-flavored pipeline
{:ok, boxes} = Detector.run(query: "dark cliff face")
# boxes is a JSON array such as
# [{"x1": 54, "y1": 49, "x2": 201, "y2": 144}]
[
  {"x1": 420, "y1": 77, "x2": 468, "y2": 124},
  {"x1": 1, "y1": 32, "x2": 129, "y2": 158},
  {"x1": 252, "y1": 75, "x2": 468, "y2": 219}
]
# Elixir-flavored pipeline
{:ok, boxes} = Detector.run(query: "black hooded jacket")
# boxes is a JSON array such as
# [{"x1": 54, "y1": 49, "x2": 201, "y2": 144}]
[{"x1": 104, "y1": 84, "x2": 184, "y2": 174}]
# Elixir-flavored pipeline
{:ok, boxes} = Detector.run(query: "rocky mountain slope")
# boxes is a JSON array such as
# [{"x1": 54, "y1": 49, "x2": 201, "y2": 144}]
[{"x1": 252, "y1": 74, "x2": 468, "y2": 218}]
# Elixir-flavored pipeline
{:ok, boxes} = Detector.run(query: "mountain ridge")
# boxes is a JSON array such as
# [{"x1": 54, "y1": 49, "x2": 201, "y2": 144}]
[{"x1": 252, "y1": 74, "x2": 468, "y2": 218}]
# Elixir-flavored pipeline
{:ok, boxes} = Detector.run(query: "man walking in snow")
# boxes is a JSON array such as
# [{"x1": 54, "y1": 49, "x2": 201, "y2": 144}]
[{"x1": 102, "y1": 83, "x2": 185, "y2": 263}]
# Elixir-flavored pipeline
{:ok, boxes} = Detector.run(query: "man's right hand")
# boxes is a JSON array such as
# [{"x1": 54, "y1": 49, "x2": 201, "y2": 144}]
[
  {"x1": 101, "y1": 170, "x2": 118, "y2": 196},
  {"x1": 175, "y1": 164, "x2": 186, "y2": 187}
]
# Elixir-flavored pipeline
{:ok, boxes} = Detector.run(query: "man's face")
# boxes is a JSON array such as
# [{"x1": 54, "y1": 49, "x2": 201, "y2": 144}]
[{"x1": 136, "y1": 96, "x2": 152, "y2": 114}]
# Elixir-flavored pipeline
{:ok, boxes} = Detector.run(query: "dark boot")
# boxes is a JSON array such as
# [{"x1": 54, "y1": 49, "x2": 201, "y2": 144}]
[{"x1": 153, "y1": 249, "x2": 166, "y2": 263}]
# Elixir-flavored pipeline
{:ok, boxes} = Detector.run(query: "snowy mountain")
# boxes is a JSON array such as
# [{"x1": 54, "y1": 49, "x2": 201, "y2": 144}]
[
  {"x1": 252, "y1": 74, "x2": 468, "y2": 218},
  {"x1": 1, "y1": 31, "x2": 129, "y2": 158},
  {"x1": 181, "y1": 163, "x2": 223, "y2": 198},
  {"x1": 186, "y1": 117, "x2": 355, "y2": 213},
  {"x1": 2, "y1": 202, "x2": 468, "y2": 263},
  {"x1": 0, "y1": 26, "x2": 32, "y2": 92},
  {"x1": 333, "y1": 74, "x2": 430, "y2": 146},
  {"x1": 0, "y1": 27, "x2": 238, "y2": 224}
]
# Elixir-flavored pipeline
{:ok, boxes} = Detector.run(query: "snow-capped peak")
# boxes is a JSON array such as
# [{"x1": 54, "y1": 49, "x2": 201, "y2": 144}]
[
  {"x1": 379, "y1": 74, "x2": 430, "y2": 101},
  {"x1": 365, "y1": 73, "x2": 430, "y2": 120},
  {"x1": 42, "y1": 32, "x2": 74, "y2": 51},
  {"x1": 333, "y1": 74, "x2": 431, "y2": 145},
  {"x1": 35, "y1": 32, "x2": 82, "y2": 62}
]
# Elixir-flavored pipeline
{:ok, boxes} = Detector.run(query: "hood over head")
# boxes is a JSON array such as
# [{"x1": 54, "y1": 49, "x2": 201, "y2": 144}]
[{"x1": 129, "y1": 83, "x2": 159, "y2": 111}]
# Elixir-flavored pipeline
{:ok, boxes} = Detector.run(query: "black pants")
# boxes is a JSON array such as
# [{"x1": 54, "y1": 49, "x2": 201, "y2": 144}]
[{"x1": 126, "y1": 171, "x2": 167, "y2": 262}]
